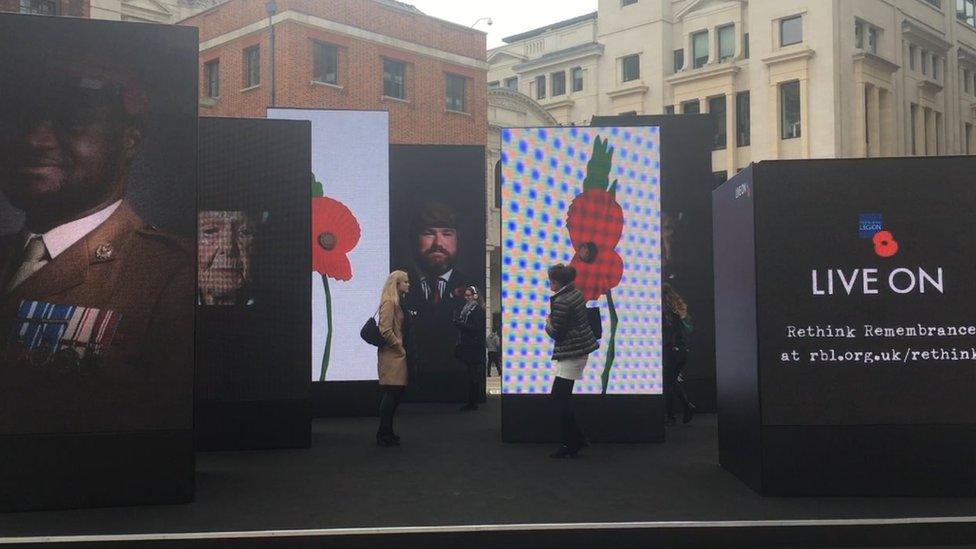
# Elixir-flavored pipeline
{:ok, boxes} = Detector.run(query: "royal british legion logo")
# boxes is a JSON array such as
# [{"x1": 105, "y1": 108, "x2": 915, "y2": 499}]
[{"x1": 858, "y1": 213, "x2": 882, "y2": 239}]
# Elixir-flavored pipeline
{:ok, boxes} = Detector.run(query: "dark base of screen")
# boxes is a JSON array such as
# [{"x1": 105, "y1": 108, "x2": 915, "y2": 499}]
[
  {"x1": 195, "y1": 399, "x2": 310, "y2": 451},
  {"x1": 501, "y1": 394, "x2": 664, "y2": 443},
  {"x1": 0, "y1": 429, "x2": 194, "y2": 512},
  {"x1": 312, "y1": 376, "x2": 486, "y2": 418},
  {"x1": 721, "y1": 423, "x2": 976, "y2": 497}
]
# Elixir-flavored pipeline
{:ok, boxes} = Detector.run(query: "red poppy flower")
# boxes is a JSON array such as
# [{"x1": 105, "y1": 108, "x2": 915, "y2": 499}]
[
  {"x1": 566, "y1": 189, "x2": 625, "y2": 301},
  {"x1": 312, "y1": 196, "x2": 361, "y2": 280},
  {"x1": 873, "y1": 230, "x2": 898, "y2": 258}
]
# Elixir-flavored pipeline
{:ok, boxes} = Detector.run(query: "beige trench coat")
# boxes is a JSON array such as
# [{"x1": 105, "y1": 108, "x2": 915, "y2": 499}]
[{"x1": 377, "y1": 298, "x2": 407, "y2": 386}]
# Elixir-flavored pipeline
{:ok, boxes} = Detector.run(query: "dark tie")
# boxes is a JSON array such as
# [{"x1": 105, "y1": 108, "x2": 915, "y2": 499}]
[
  {"x1": 5, "y1": 236, "x2": 48, "y2": 293},
  {"x1": 427, "y1": 278, "x2": 442, "y2": 305}
]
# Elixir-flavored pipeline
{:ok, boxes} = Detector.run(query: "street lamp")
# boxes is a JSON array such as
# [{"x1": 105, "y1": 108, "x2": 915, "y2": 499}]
[{"x1": 470, "y1": 17, "x2": 493, "y2": 28}]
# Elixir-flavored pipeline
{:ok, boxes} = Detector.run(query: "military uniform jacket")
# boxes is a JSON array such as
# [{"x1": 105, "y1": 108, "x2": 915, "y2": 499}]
[{"x1": 0, "y1": 202, "x2": 193, "y2": 435}]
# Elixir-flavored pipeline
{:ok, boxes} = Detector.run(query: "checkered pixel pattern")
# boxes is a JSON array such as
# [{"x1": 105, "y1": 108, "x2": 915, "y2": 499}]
[{"x1": 500, "y1": 127, "x2": 663, "y2": 395}]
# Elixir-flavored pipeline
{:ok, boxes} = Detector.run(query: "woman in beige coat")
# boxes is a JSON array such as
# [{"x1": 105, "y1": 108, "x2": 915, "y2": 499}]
[{"x1": 376, "y1": 270, "x2": 410, "y2": 447}]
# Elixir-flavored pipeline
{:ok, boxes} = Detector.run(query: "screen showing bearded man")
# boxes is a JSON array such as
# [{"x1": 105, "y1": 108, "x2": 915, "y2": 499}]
[
  {"x1": 401, "y1": 202, "x2": 479, "y2": 377},
  {"x1": 0, "y1": 25, "x2": 195, "y2": 437},
  {"x1": 198, "y1": 210, "x2": 262, "y2": 306}
]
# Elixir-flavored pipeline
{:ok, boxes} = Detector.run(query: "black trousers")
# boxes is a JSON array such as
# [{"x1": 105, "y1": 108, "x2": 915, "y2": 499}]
[
  {"x1": 663, "y1": 355, "x2": 692, "y2": 418},
  {"x1": 465, "y1": 360, "x2": 485, "y2": 405},
  {"x1": 550, "y1": 376, "x2": 583, "y2": 447},
  {"x1": 378, "y1": 385, "x2": 404, "y2": 436},
  {"x1": 486, "y1": 352, "x2": 501, "y2": 376}
]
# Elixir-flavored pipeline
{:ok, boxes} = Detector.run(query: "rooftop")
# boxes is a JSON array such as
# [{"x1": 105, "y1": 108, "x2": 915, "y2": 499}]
[{"x1": 502, "y1": 11, "x2": 597, "y2": 44}]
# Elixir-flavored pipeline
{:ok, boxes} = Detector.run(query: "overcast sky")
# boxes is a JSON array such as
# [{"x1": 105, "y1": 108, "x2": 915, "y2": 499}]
[{"x1": 405, "y1": 0, "x2": 598, "y2": 49}]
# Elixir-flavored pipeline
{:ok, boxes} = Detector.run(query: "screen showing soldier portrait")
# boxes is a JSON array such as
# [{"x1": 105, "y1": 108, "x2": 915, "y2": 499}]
[
  {"x1": 196, "y1": 117, "x2": 311, "y2": 404},
  {"x1": 500, "y1": 127, "x2": 663, "y2": 395},
  {"x1": 390, "y1": 146, "x2": 487, "y2": 402},
  {"x1": 0, "y1": 15, "x2": 197, "y2": 435}
]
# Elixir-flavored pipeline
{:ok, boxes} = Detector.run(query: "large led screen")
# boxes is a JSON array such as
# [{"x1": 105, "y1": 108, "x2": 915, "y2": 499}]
[
  {"x1": 268, "y1": 109, "x2": 389, "y2": 382},
  {"x1": 196, "y1": 118, "x2": 311, "y2": 404},
  {"x1": 501, "y1": 127, "x2": 662, "y2": 395},
  {"x1": 0, "y1": 15, "x2": 197, "y2": 435},
  {"x1": 390, "y1": 146, "x2": 487, "y2": 402}
]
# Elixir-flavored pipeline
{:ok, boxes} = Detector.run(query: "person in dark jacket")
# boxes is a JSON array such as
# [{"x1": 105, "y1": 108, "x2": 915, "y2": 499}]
[
  {"x1": 663, "y1": 283, "x2": 695, "y2": 425},
  {"x1": 545, "y1": 264, "x2": 599, "y2": 458},
  {"x1": 453, "y1": 286, "x2": 486, "y2": 411}
]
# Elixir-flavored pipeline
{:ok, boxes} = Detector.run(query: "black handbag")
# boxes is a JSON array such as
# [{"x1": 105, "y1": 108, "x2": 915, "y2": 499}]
[
  {"x1": 585, "y1": 306, "x2": 603, "y2": 340},
  {"x1": 360, "y1": 313, "x2": 385, "y2": 347}
]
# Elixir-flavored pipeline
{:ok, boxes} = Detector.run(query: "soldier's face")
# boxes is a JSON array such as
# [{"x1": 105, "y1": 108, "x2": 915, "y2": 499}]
[
  {"x1": 416, "y1": 227, "x2": 457, "y2": 275},
  {"x1": 198, "y1": 211, "x2": 256, "y2": 305},
  {"x1": 0, "y1": 91, "x2": 139, "y2": 217}
]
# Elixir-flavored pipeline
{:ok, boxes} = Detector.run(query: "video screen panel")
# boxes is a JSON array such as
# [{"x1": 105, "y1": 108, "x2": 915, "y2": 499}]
[
  {"x1": 0, "y1": 14, "x2": 197, "y2": 435},
  {"x1": 501, "y1": 127, "x2": 662, "y2": 395},
  {"x1": 196, "y1": 117, "x2": 311, "y2": 402},
  {"x1": 268, "y1": 109, "x2": 389, "y2": 382},
  {"x1": 389, "y1": 146, "x2": 487, "y2": 401}
]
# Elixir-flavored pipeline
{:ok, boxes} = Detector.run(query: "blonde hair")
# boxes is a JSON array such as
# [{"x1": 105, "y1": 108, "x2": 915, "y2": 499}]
[{"x1": 380, "y1": 270, "x2": 409, "y2": 308}]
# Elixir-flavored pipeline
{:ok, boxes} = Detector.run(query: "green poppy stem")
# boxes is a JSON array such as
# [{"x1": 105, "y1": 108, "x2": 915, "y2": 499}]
[
  {"x1": 600, "y1": 289, "x2": 618, "y2": 395},
  {"x1": 319, "y1": 274, "x2": 333, "y2": 382}
]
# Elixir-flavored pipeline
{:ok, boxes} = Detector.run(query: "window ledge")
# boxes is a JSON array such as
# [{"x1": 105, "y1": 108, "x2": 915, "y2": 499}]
[
  {"x1": 762, "y1": 45, "x2": 815, "y2": 66},
  {"x1": 445, "y1": 109, "x2": 471, "y2": 116},
  {"x1": 311, "y1": 80, "x2": 343, "y2": 90},
  {"x1": 918, "y1": 78, "x2": 944, "y2": 94},
  {"x1": 381, "y1": 95, "x2": 410, "y2": 104},
  {"x1": 200, "y1": 97, "x2": 220, "y2": 108},
  {"x1": 240, "y1": 84, "x2": 261, "y2": 93},
  {"x1": 607, "y1": 82, "x2": 649, "y2": 99}
]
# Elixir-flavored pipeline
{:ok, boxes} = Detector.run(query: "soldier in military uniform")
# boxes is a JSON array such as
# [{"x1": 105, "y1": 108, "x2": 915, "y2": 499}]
[{"x1": 0, "y1": 57, "x2": 194, "y2": 435}]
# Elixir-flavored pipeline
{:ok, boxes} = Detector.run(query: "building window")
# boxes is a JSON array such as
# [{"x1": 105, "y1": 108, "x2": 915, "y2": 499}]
[
  {"x1": 966, "y1": 123, "x2": 974, "y2": 154},
  {"x1": 922, "y1": 0, "x2": 941, "y2": 7},
  {"x1": 713, "y1": 171, "x2": 728, "y2": 188},
  {"x1": 673, "y1": 49, "x2": 684, "y2": 72},
  {"x1": 958, "y1": 0, "x2": 976, "y2": 26},
  {"x1": 856, "y1": 21, "x2": 880, "y2": 54},
  {"x1": 535, "y1": 75, "x2": 546, "y2": 99},
  {"x1": 504, "y1": 77, "x2": 518, "y2": 90},
  {"x1": 383, "y1": 58, "x2": 406, "y2": 99},
  {"x1": 681, "y1": 99, "x2": 700, "y2": 114},
  {"x1": 446, "y1": 73, "x2": 466, "y2": 112},
  {"x1": 24, "y1": 0, "x2": 58, "y2": 14},
  {"x1": 933, "y1": 56, "x2": 940, "y2": 80},
  {"x1": 664, "y1": 105, "x2": 675, "y2": 114},
  {"x1": 571, "y1": 67, "x2": 584, "y2": 92},
  {"x1": 621, "y1": 54, "x2": 640, "y2": 82},
  {"x1": 744, "y1": 33, "x2": 750, "y2": 58},
  {"x1": 692, "y1": 31, "x2": 709, "y2": 68},
  {"x1": 718, "y1": 24, "x2": 735, "y2": 61},
  {"x1": 921, "y1": 49, "x2": 928, "y2": 75},
  {"x1": 908, "y1": 44, "x2": 917, "y2": 70},
  {"x1": 709, "y1": 96, "x2": 726, "y2": 149},
  {"x1": 243, "y1": 46, "x2": 260, "y2": 88},
  {"x1": 780, "y1": 80, "x2": 801, "y2": 139},
  {"x1": 780, "y1": 15, "x2": 803, "y2": 47},
  {"x1": 964, "y1": 69, "x2": 971, "y2": 94},
  {"x1": 736, "y1": 91, "x2": 750, "y2": 147},
  {"x1": 204, "y1": 59, "x2": 220, "y2": 99},
  {"x1": 621, "y1": 0, "x2": 637, "y2": 6},
  {"x1": 312, "y1": 42, "x2": 339, "y2": 85},
  {"x1": 619, "y1": 110, "x2": 638, "y2": 116},
  {"x1": 488, "y1": 81, "x2": 500, "y2": 89},
  {"x1": 551, "y1": 71, "x2": 566, "y2": 96}
]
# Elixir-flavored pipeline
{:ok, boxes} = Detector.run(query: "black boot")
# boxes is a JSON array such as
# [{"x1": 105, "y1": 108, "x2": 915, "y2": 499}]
[{"x1": 549, "y1": 444, "x2": 579, "y2": 459}]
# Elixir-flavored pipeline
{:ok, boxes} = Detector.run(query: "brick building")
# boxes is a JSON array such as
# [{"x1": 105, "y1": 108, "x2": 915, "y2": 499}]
[
  {"x1": 0, "y1": 0, "x2": 88, "y2": 16},
  {"x1": 181, "y1": 0, "x2": 488, "y2": 145}
]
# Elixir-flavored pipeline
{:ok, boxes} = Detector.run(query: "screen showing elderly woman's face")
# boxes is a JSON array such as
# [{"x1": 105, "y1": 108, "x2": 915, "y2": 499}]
[{"x1": 198, "y1": 210, "x2": 258, "y2": 305}]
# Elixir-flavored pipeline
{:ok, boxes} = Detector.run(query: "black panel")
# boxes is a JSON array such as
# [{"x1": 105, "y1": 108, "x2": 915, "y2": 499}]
[
  {"x1": 312, "y1": 380, "x2": 380, "y2": 418},
  {"x1": 501, "y1": 394, "x2": 664, "y2": 443},
  {"x1": 753, "y1": 159, "x2": 976, "y2": 426},
  {"x1": 712, "y1": 166, "x2": 762, "y2": 492},
  {"x1": 591, "y1": 115, "x2": 715, "y2": 411},
  {"x1": 389, "y1": 146, "x2": 487, "y2": 403},
  {"x1": 762, "y1": 424, "x2": 976, "y2": 496},
  {"x1": 0, "y1": 430, "x2": 194, "y2": 511},
  {"x1": 195, "y1": 118, "x2": 312, "y2": 450},
  {"x1": 0, "y1": 15, "x2": 197, "y2": 510}
]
